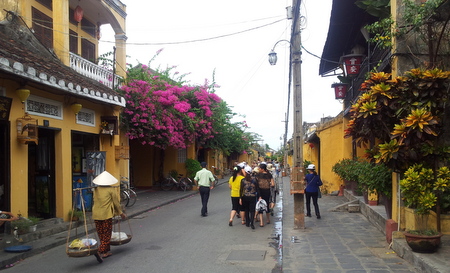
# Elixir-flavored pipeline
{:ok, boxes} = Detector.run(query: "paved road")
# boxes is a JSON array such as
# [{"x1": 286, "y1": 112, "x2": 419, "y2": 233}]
[{"x1": 3, "y1": 182, "x2": 279, "y2": 273}]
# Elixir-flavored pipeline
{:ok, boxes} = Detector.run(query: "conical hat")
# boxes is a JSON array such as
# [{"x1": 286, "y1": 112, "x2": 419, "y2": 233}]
[{"x1": 93, "y1": 171, "x2": 118, "y2": 186}]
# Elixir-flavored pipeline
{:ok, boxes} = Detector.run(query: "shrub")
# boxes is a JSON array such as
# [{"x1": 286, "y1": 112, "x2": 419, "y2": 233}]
[{"x1": 185, "y1": 159, "x2": 201, "y2": 180}]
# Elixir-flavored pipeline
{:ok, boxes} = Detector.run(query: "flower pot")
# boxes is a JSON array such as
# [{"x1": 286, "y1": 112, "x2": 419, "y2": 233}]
[
  {"x1": 368, "y1": 200, "x2": 378, "y2": 206},
  {"x1": 29, "y1": 225, "x2": 37, "y2": 232},
  {"x1": 404, "y1": 232, "x2": 442, "y2": 253}
]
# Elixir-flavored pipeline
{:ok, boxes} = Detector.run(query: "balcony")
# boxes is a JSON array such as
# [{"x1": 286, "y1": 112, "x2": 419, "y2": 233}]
[{"x1": 69, "y1": 53, "x2": 123, "y2": 89}]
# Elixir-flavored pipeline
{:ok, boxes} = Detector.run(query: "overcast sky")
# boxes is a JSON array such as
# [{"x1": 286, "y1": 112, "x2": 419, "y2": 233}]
[{"x1": 100, "y1": 0, "x2": 342, "y2": 150}]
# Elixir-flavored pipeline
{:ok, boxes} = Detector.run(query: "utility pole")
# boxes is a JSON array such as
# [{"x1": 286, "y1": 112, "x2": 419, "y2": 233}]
[{"x1": 291, "y1": 0, "x2": 304, "y2": 229}]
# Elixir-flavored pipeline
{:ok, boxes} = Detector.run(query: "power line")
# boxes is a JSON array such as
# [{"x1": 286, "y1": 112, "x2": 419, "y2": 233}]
[{"x1": 101, "y1": 18, "x2": 286, "y2": 46}]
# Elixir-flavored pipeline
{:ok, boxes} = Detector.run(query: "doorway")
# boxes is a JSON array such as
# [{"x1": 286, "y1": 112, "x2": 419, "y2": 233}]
[{"x1": 28, "y1": 128, "x2": 56, "y2": 219}]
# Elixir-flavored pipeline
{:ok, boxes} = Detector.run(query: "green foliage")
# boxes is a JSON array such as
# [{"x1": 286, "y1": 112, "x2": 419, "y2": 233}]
[
  {"x1": 303, "y1": 159, "x2": 313, "y2": 168},
  {"x1": 407, "y1": 229, "x2": 440, "y2": 236},
  {"x1": 12, "y1": 217, "x2": 41, "y2": 233},
  {"x1": 69, "y1": 210, "x2": 84, "y2": 220},
  {"x1": 332, "y1": 158, "x2": 392, "y2": 198},
  {"x1": 27, "y1": 216, "x2": 41, "y2": 225},
  {"x1": 185, "y1": 159, "x2": 201, "y2": 180},
  {"x1": 355, "y1": 0, "x2": 390, "y2": 18},
  {"x1": 400, "y1": 164, "x2": 450, "y2": 215},
  {"x1": 357, "y1": 161, "x2": 392, "y2": 198},
  {"x1": 332, "y1": 158, "x2": 363, "y2": 182},
  {"x1": 362, "y1": 0, "x2": 446, "y2": 50},
  {"x1": 346, "y1": 69, "x2": 450, "y2": 172},
  {"x1": 365, "y1": 17, "x2": 394, "y2": 49}
]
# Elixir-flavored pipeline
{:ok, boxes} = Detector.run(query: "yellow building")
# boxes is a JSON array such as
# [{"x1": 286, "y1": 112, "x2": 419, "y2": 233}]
[{"x1": 0, "y1": 0, "x2": 127, "y2": 221}]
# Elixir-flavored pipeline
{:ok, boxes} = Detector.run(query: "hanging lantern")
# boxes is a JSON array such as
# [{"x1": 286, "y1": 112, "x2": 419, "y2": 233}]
[
  {"x1": 331, "y1": 83, "x2": 348, "y2": 100},
  {"x1": 74, "y1": 6, "x2": 84, "y2": 23},
  {"x1": 341, "y1": 54, "x2": 365, "y2": 77},
  {"x1": 16, "y1": 113, "x2": 38, "y2": 144}
]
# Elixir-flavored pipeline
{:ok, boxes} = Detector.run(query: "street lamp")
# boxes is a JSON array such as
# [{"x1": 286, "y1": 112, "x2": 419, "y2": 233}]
[
  {"x1": 268, "y1": 39, "x2": 291, "y2": 66},
  {"x1": 268, "y1": 40, "x2": 291, "y2": 171}
]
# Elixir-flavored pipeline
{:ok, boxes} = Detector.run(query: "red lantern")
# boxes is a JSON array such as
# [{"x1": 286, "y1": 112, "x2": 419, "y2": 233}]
[
  {"x1": 331, "y1": 83, "x2": 348, "y2": 100},
  {"x1": 341, "y1": 54, "x2": 364, "y2": 76},
  {"x1": 74, "y1": 6, "x2": 84, "y2": 23}
]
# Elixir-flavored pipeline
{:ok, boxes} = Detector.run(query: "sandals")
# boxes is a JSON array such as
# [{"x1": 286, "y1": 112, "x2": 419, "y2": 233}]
[
  {"x1": 229, "y1": 220, "x2": 233, "y2": 226},
  {"x1": 241, "y1": 221, "x2": 246, "y2": 225},
  {"x1": 101, "y1": 252, "x2": 112, "y2": 258}
]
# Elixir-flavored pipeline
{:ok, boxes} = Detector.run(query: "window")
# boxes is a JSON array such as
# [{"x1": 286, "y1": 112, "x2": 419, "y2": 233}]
[
  {"x1": 178, "y1": 149, "x2": 187, "y2": 163},
  {"x1": 32, "y1": 7, "x2": 53, "y2": 50},
  {"x1": 81, "y1": 18, "x2": 96, "y2": 38},
  {"x1": 69, "y1": 30, "x2": 78, "y2": 54},
  {"x1": 26, "y1": 95, "x2": 63, "y2": 120},
  {"x1": 69, "y1": 7, "x2": 77, "y2": 25},
  {"x1": 77, "y1": 108, "x2": 95, "y2": 127},
  {"x1": 81, "y1": 38, "x2": 96, "y2": 63}
]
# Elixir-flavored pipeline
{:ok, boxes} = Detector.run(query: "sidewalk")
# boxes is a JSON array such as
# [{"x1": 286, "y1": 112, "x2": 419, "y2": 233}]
[{"x1": 280, "y1": 175, "x2": 450, "y2": 273}]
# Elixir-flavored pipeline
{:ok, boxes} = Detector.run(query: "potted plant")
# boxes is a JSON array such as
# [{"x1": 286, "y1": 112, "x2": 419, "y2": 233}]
[
  {"x1": 332, "y1": 158, "x2": 363, "y2": 195},
  {"x1": 12, "y1": 216, "x2": 41, "y2": 234},
  {"x1": 27, "y1": 216, "x2": 41, "y2": 232},
  {"x1": 400, "y1": 164, "x2": 450, "y2": 253},
  {"x1": 357, "y1": 161, "x2": 392, "y2": 215}
]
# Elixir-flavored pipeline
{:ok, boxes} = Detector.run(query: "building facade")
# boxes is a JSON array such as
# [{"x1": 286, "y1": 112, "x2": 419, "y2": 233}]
[{"x1": 0, "y1": 0, "x2": 127, "y2": 221}]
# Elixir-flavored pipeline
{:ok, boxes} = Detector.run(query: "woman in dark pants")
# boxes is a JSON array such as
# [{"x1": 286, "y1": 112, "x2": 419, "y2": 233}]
[
  {"x1": 239, "y1": 166, "x2": 260, "y2": 230},
  {"x1": 92, "y1": 171, "x2": 126, "y2": 261},
  {"x1": 304, "y1": 164, "x2": 323, "y2": 219},
  {"x1": 255, "y1": 163, "x2": 275, "y2": 226}
]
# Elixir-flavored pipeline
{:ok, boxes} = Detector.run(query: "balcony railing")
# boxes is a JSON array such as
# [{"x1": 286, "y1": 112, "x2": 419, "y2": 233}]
[{"x1": 69, "y1": 53, "x2": 123, "y2": 89}]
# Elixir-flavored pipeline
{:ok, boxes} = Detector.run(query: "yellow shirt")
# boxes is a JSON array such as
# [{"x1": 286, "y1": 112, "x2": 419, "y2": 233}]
[
  {"x1": 92, "y1": 185, "x2": 122, "y2": 221},
  {"x1": 229, "y1": 175, "x2": 244, "y2": 197}
]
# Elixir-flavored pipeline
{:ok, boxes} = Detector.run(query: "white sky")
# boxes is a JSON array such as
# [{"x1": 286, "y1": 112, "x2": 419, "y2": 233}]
[{"x1": 100, "y1": 0, "x2": 343, "y2": 150}]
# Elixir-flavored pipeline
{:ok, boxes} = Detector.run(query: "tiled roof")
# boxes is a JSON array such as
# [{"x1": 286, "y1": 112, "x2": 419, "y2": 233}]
[{"x1": 0, "y1": 14, "x2": 125, "y2": 107}]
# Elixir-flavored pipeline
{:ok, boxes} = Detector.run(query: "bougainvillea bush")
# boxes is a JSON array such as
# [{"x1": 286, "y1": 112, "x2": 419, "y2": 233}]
[{"x1": 120, "y1": 64, "x2": 221, "y2": 150}]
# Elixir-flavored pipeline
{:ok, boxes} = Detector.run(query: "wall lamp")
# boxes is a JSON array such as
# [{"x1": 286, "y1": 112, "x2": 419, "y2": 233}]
[
  {"x1": 268, "y1": 39, "x2": 292, "y2": 65},
  {"x1": 16, "y1": 88, "x2": 30, "y2": 103},
  {"x1": 71, "y1": 103, "x2": 82, "y2": 116}
]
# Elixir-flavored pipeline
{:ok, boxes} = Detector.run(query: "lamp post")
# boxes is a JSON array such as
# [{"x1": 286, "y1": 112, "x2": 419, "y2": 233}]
[
  {"x1": 269, "y1": 0, "x2": 304, "y2": 229},
  {"x1": 268, "y1": 39, "x2": 292, "y2": 169}
]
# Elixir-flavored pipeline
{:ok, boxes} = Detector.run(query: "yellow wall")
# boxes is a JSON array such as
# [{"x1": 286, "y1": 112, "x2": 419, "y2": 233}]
[
  {"x1": 402, "y1": 207, "x2": 450, "y2": 235},
  {"x1": 6, "y1": 80, "x2": 120, "y2": 220},
  {"x1": 315, "y1": 116, "x2": 345, "y2": 193}
]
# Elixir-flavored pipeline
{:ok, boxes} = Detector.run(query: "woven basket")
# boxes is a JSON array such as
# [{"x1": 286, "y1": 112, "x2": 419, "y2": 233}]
[
  {"x1": 67, "y1": 245, "x2": 98, "y2": 257},
  {"x1": 110, "y1": 234, "x2": 132, "y2": 245}
]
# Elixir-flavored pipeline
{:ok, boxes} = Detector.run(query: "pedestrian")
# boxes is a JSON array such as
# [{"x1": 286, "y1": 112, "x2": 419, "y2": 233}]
[
  {"x1": 228, "y1": 164, "x2": 245, "y2": 226},
  {"x1": 194, "y1": 161, "x2": 215, "y2": 217},
  {"x1": 254, "y1": 162, "x2": 275, "y2": 226},
  {"x1": 274, "y1": 161, "x2": 281, "y2": 178},
  {"x1": 92, "y1": 171, "x2": 126, "y2": 260},
  {"x1": 239, "y1": 165, "x2": 260, "y2": 229},
  {"x1": 267, "y1": 163, "x2": 277, "y2": 216},
  {"x1": 304, "y1": 164, "x2": 323, "y2": 219}
]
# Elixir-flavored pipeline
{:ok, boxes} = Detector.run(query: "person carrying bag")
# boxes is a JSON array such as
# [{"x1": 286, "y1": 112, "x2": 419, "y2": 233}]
[{"x1": 304, "y1": 164, "x2": 323, "y2": 219}]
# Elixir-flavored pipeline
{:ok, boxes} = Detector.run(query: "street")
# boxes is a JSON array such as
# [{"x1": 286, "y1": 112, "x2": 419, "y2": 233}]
[{"x1": 4, "y1": 182, "x2": 281, "y2": 273}]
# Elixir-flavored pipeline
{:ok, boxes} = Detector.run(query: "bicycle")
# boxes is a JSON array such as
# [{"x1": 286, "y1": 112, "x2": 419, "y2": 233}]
[
  {"x1": 161, "y1": 174, "x2": 193, "y2": 192},
  {"x1": 120, "y1": 176, "x2": 137, "y2": 207}
]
